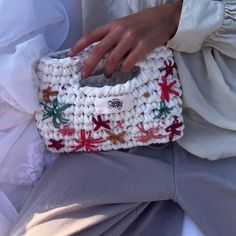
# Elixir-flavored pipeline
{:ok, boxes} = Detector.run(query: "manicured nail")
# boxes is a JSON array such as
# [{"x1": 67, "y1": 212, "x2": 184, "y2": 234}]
[
  {"x1": 68, "y1": 49, "x2": 74, "y2": 57},
  {"x1": 104, "y1": 70, "x2": 112, "y2": 78},
  {"x1": 81, "y1": 70, "x2": 88, "y2": 79},
  {"x1": 105, "y1": 74, "x2": 111, "y2": 78}
]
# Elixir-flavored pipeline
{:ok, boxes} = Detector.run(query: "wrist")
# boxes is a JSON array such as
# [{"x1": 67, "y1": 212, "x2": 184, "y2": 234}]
[
  {"x1": 151, "y1": 3, "x2": 182, "y2": 42},
  {"x1": 165, "y1": 3, "x2": 182, "y2": 39}
]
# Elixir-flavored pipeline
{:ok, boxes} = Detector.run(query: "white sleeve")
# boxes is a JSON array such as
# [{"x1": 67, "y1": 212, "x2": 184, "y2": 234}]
[{"x1": 167, "y1": 0, "x2": 236, "y2": 58}]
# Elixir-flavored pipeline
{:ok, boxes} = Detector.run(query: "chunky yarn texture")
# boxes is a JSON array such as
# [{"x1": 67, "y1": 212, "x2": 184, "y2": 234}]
[{"x1": 36, "y1": 45, "x2": 184, "y2": 153}]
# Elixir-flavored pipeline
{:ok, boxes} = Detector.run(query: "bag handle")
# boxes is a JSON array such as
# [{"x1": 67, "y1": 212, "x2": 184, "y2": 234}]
[
  {"x1": 79, "y1": 66, "x2": 140, "y2": 88},
  {"x1": 38, "y1": 46, "x2": 174, "y2": 97}
]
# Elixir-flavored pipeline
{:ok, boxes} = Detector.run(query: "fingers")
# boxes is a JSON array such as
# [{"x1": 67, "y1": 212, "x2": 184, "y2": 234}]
[
  {"x1": 104, "y1": 38, "x2": 133, "y2": 77},
  {"x1": 69, "y1": 13, "x2": 156, "y2": 78},
  {"x1": 121, "y1": 43, "x2": 149, "y2": 73},
  {"x1": 81, "y1": 33, "x2": 118, "y2": 78},
  {"x1": 82, "y1": 38, "x2": 149, "y2": 78},
  {"x1": 68, "y1": 24, "x2": 109, "y2": 57}
]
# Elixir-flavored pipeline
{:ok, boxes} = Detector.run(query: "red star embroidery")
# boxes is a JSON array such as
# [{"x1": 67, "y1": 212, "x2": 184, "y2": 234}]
[
  {"x1": 48, "y1": 139, "x2": 64, "y2": 150},
  {"x1": 134, "y1": 123, "x2": 164, "y2": 143},
  {"x1": 165, "y1": 116, "x2": 183, "y2": 141},
  {"x1": 160, "y1": 60, "x2": 177, "y2": 76},
  {"x1": 59, "y1": 125, "x2": 75, "y2": 136},
  {"x1": 92, "y1": 115, "x2": 111, "y2": 131},
  {"x1": 71, "y1": 129, "x2": 104, "y2": 152},
  {"x1": 158, "y1": 76, "x2": 180, "y2": 102},
  {"x1": 114, "y1": 120, "x2": 125, "y2": 129}
]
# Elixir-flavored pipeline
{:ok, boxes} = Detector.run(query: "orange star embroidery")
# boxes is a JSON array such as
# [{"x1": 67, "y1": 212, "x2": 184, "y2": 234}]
[
  {"x1": 105, "y1": 130, "x2": 126, "y2": 145},
  {"x1": 143, "y1": 92, "x2": 150, "y2": 98},
  {"x1": 42, "y1": 87, "x2": 58, "y2": 103}
]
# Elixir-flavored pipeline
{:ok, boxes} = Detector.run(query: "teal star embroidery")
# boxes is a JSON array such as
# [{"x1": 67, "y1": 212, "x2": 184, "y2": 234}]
[
  {"x1": 154, "y1": 100, "x2": 173, "y2": 119},
  {"x1": 41, "y1": 98, "x2": 72, "y2": 128}
]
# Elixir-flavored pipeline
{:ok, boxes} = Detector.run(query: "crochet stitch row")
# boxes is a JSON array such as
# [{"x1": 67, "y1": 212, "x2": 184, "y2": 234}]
[{"x1": 36, "y1": 45, "x2": 184, "y2": 153}]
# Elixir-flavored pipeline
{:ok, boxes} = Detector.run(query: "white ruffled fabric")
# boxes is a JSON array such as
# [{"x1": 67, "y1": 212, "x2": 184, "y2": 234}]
[
  {"x1": 167, "y1": 0, "x2": 236, "y2": 159},
  {"x1": 81, "y1": 0, "x2": 132, "y2": 32},
  {"x1": 0, "y1": 0, "x2": 68, "y2": 54},
  {"x1": 0, "y1": 0, "x2": 69, "y2": 235}
]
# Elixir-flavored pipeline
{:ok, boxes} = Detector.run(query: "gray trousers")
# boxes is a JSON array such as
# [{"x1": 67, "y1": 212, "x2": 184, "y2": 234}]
[{"x1": 10, "y1": 143, "x2": 236, "y2": 236}]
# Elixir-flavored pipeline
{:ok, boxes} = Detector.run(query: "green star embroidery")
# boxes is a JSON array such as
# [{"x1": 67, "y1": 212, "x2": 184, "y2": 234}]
[
  {"x1": 41, "y1": 98, "x2": 72, "y2": 128},
  {"x1": 154, "y1": 100, "x2": 173, "y2": 119}
]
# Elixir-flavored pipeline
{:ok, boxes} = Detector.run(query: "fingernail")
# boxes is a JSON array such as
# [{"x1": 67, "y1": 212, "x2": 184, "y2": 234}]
[
  {"x1": 81, "y1": 70, "x2": 88, "y2": 79},
  {"x1": 68, "y1": 51, "x2": 74, "y2": 57},
  {"x1": 120, "y1": 67, "x2": 126, "y2": 74},
  {"x1": 105, "y1": 73, "x2": 112, "y2": 78},
  {"x1": 104, "y1": 70, "x2": 111, "y2": 78}
]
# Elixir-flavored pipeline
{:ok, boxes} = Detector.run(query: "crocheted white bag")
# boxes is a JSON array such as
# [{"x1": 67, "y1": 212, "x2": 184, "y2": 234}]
[{"x1": 36, "y1": 45, "x2": 184, "y2": 153}]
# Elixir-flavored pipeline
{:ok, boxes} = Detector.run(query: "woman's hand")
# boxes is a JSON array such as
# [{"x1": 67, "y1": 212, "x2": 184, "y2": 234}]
[{"x1": 69, "y1": 3, "x2": 182, "y2": 78}]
